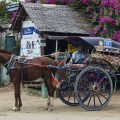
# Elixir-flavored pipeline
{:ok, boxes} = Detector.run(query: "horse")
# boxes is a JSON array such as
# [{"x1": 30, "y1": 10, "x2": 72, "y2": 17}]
[{"x1": 0, "y1": 50, "x2": 58, "y2": 111}]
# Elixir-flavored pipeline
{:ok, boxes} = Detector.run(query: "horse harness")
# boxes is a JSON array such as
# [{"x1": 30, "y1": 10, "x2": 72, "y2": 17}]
[{"x1": 5, "y1": 55, "x2": 27, "y2": 80}]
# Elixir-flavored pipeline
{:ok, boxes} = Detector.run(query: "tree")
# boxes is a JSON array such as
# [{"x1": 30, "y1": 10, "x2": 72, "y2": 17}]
[
  {"x1": 0, "y1": 0, "x2": 18, "y2": 25},
  {"x1": 0, "y1": 0, "x2": 9, "y2": 24}
]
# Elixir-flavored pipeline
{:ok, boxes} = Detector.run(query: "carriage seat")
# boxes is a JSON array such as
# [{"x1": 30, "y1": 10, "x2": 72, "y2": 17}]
[
  {"x1": 65, "y1": 63, "x2": 85, "y2": 70},
  {"x1": 66, "y1": 56, "x2": 89, "y2": 70},
  {"x1": 70, "y1": 64, "x2": 85, "y2": 69}
]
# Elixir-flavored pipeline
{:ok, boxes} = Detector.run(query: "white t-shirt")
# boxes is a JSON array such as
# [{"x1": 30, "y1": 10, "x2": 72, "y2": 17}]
[{"x1": 72, "y1": 51, "x2": 86, "y2": 63}]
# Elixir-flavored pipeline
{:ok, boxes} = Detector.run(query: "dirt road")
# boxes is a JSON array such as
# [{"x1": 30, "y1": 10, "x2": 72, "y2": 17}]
[{"x1": 0, "y1": 84, "x2": 120, "y2": 120}]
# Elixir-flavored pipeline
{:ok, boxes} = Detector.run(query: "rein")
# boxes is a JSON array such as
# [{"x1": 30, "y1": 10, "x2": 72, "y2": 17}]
[
  {"x1": 39, "y1": 52, "x2": 66, "y2": 58},
  {"x1": 3, "y1": 51, "x2": 66, "y2": 73}
]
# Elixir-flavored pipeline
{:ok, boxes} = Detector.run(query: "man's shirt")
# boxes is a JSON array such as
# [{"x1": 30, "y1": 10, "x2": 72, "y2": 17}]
[{"x1": 71, "y1": 51, "x2": 86, "y2": 63}]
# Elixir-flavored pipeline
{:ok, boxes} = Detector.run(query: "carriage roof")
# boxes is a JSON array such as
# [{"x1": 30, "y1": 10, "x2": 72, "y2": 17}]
[{"x1": 66, "y1": 36, "x2": 120, "y2": 53}]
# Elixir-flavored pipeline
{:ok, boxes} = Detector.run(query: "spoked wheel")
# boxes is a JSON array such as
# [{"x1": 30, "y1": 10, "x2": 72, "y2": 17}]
[
  {"x1": 75, "y1": 66, "x2": 113, "y2": 111},
  {"x1": 58, "y1": 79, "x2": 79, "y2": 106}
]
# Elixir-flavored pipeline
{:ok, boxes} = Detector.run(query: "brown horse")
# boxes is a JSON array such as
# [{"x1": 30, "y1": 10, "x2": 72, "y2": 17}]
[{"x1": 0, "y1": 50, "x2": 58, "y2": 111}]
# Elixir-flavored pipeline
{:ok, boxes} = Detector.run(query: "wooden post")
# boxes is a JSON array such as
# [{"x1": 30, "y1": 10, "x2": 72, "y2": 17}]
[
  {"x1": 56, "y1": 40, "x2": 58, "y2": 52},
  {"x1": 40, "y1": 37, "x2": 46, "y2": 55}
]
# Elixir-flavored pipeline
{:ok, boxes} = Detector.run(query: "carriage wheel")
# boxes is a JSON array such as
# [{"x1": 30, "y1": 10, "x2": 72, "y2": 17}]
[
  {"x1": 58, "y1": 80, "x2": 79, "y2": 106},
  {"x1": 75, "y1": 66, "x2": 113, "y2": 111}
]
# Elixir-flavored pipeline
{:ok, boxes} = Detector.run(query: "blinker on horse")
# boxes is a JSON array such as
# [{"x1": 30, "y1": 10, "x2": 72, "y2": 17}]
[{"x1": 0, "y1": 50, "x2": 58, "y2": 111}]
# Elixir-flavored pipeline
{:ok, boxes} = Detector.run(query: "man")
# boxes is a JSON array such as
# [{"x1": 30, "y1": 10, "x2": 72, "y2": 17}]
[{"x1": 70, "y1": 45, "x2": 87, "y2": 64}]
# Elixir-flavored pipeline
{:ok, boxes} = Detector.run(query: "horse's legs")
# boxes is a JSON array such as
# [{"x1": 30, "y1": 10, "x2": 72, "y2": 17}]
[
  {"x1": 47, "y1": 86, "x2": 55, "y2": 111},
  {"x1": 44, "y1": 80, "x2": 55, "y2": 111},
  {"x1": 12, "y1": 80, "x2": 21, "y2": 111},
  {"x1": 18, "y1": 83, "x2": 22, "y2": 108},
  {"x1": 44, "y1": 82, "x2": 51, "y2": 110},
  {"x1": 12, "y1": 93, "x2": 19, "y2": 111},
  {"x1": 46, "y1": 96, "x2": 50, "y2": 110},
  {"x1": 18, "y1": 94, "x2": 22, "y2": 108},
  {"x1": 48, "y1": 96, "x2": 54, "y2": 111}
]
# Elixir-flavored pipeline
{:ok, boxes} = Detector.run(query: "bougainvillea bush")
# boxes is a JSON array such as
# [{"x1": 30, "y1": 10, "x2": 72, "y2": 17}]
[
  {"x1": 42, "y1": 0, "x2": 120, "y2": 42},
  {"x1": 74, "y1": 0, "x2": 120, "y2": 42}
]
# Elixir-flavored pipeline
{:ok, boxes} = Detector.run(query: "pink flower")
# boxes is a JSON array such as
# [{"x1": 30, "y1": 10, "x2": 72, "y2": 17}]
[
  {"x1": 45, "y1": 0, "x2": 56, "y2": 4},
  {"x1": 116, "y1": 1, "x2": 120, "y2": 14},
  {"x1": 82, "y1": 0, "x2": 88, "y2": 5},
  {"x1": 112, "y1": 31, "x2": 120, "y2": 42},
  {"x1": 100, "y1": 9, "x2": 103, "y2": 16},
  {"x1": 101, "y1": 0, "x2": 109, "y2": 7},
  {"x1": 86, "y1": 6, "x2": 92, "y2": 12},
  {"x1": 90, "y1": 25, "x2": 101, "y2": 36},
  {"x1": 60, "y1": 0, "x2": 67, "y2": 5},
  {"x1": 100, "y1": 17, "x2": 116, "y2": 26},
  {"x1": 102, "y1": 28, "x2": 107, "y2": 34},
  {"x1": 109, "y1": 0, "x2": 115, "y2": 8}
]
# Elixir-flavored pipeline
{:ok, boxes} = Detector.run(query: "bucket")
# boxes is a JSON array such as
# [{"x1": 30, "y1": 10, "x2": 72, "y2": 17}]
[{"x1": 41, "y1": 83, "x2": 48, "y2": 98}]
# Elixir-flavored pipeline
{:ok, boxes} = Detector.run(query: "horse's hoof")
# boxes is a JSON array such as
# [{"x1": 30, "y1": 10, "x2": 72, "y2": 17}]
[
  {"x1": 45, "y1": 106, "x2": 49, "y2": 110},
  {"x1": 48, "y1": 105, "x2": 54, "y2": 112},
  {"x1": 46, "y1": 103, "x2": 50, "y2": 110},
  {"x1": 12, "y1": 107, "x2": 20, "y2": 111}
]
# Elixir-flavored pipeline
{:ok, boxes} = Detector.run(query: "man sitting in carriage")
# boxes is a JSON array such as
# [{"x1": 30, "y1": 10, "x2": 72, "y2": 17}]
[{"x1": 69, "y1": 45, "x2": 87, "y2": 64}]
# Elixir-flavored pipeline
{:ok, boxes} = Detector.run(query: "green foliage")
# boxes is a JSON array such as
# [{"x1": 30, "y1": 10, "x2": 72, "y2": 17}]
[
  {"x1": 12, "y1": 40, "x2": 20, "y2": 55},
  {"x1": 56, "y1": 0, "x2": 61, "y2": 5},
  {"x1": 71, "y1": 0, "x2": 82, "y2": 9},
  {"x1": 0, "y1": 0, "x2": 17, "y2": 25},
  {"x1": 0, "y1": 1, "x2": 6, "y2": 15},
  {"x1": 0, "y1": 1, "x2": 9, "y2": 24}
]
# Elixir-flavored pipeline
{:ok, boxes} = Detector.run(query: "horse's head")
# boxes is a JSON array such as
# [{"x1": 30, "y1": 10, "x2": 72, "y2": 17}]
[
  {"x1": 0, "y1": 49, "x2": 12, "y2": 65},
  {"x1": 50, "y1": 52, "x2": 69, "y2": 65}
]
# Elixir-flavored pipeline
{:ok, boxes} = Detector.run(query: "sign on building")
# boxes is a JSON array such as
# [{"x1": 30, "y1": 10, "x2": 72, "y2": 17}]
[{"x1": 20, "y1": 21, "x2": 41, "y2": 58}]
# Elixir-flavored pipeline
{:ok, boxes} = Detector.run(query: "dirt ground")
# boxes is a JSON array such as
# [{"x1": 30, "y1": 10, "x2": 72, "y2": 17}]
[{"x1": 0, "y1": 84, "x2": 120, "y2": 120}]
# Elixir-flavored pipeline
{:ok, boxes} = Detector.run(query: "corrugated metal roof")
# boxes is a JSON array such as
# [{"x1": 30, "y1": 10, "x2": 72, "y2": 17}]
[{"x1": 22, "y1": 3, "x2": 90, "y2": 34}]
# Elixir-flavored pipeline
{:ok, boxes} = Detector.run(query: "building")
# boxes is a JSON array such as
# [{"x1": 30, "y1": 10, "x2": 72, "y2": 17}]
[{"x1": 11, "y1": 2, "x2": 91, "y2": 55}]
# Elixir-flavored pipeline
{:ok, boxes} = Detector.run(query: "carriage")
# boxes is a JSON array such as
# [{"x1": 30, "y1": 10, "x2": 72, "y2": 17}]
[
  {"x1": 0, "y1": 36, "x2": 120, "y2": 111},
  {"x1": 56, "y1": 37, "x2": 120, "y2": 111}
]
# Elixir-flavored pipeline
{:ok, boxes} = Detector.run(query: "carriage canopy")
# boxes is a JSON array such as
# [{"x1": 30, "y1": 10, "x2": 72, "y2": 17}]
[{"x1": 66, "y1": 36, "x2": 120, "y2": 53}]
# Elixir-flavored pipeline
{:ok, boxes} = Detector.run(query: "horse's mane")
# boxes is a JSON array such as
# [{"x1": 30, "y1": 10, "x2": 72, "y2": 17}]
[{"x1": 0, "y1": 49, "x2": 12, "y2": 54}]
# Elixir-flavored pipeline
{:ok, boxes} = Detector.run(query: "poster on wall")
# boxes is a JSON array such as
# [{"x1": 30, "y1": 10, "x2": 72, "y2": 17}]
[
  {"x1": 20, "y1": 38, "x2": 41, "y2": 58},
  {"x1": 20, "y1": 21, "x2": 41, "y2": 58}
]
